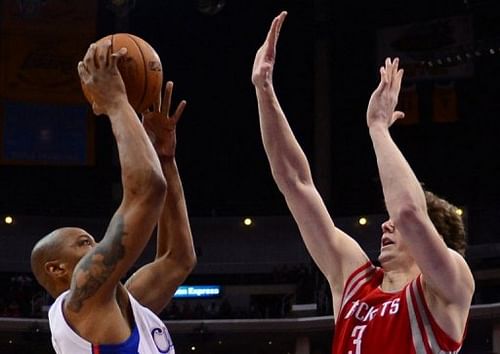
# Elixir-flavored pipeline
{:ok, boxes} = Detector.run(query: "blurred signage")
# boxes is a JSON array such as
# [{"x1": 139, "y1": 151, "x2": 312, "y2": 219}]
[
  {"x1": 0, "y1": 0, "x2": 97, "y2": 104},
  {"x1": 174, "y1": 285, "x2": 222, "y2": 299},
  {"x1": 0, "y1": 101, "x2": 93, "y2": 165}
]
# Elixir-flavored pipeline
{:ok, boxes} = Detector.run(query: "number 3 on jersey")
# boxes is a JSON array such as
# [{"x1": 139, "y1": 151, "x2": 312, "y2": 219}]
[{"x1": 348, "y1": 325, "x2": 367, "y2": 354}]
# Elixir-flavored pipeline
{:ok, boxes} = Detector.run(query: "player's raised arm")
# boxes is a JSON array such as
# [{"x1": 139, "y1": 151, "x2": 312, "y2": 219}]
[
  {"x1": 367, "y1": 58, "x2": 474, "y2": 339},
  {"x1": 252, "y1": 12, "x2": 369, "y2": 315},
  {"x1": 66, "y1": 40, "x2": 166, "y2": 313},
  {"x1": 125, "y1": 81, "x2": 196, "y2": 314}
]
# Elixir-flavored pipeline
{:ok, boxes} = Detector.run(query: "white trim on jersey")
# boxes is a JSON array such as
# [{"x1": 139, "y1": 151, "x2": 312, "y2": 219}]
[
  {"x1": 406, "y1": 278, "x2": 461, "y2": 354},
  {"x1": 48, "y1": 290, "x2": 175, "y2": 354},
  {"x1": 341, "y1": 265, "x2": 377, "y2": 311}
]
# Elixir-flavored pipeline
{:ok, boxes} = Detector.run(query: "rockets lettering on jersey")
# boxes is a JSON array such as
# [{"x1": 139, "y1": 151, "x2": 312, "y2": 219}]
[
  {"x1": 331, "y1": 262, "x2": 464, "y2": 354},
  {"x1": 343, "y1": 298, "x2": 400, "y2": 322}
]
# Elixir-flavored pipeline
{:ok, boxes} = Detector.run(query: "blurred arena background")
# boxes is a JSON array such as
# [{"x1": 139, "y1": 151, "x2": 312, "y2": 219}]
[{"x1": 1, "y1": 0, "x2": 500, "y2": 353}]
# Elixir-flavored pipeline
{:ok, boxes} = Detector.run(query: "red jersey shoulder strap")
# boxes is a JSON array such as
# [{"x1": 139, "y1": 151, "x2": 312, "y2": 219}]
[
  {"x1": 405, "y1": 275, "x2": 462, "y2": 354},
  {"x1": 340, "y1": 262, "x2": 377, "y2": 312}
]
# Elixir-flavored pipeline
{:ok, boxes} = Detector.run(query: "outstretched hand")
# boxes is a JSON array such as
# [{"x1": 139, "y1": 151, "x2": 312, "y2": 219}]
[
  {"x1": 366, "y1": 57, "x2": 405, "y2": 129},
  {"x1": 78, "y1": 40, "x2": 128, "y2": 116},
  {"x1": 142, "y1": 81, "x2": 186, "y2": 159},
  {"x1": 251, "y1": 11, "x2": 287, "y2": 89}
]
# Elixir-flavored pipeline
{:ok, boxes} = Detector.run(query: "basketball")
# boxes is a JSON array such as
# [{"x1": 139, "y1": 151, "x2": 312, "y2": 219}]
[{"x1": 82, "y1": 33, "x2": 163, "y2": 113}]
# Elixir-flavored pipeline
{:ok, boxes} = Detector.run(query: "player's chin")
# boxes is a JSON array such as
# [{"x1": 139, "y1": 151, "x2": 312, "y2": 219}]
[{"x1": 378, "y1": 248, "x2": 393, "y2": 264}]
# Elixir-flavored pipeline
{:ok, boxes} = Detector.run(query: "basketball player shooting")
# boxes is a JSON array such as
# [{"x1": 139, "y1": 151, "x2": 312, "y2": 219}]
[
  {"x1": 31, "y1": 40, "x2": 195, "y2": 353},
  {"x1": 252, "y1": 12, "x2": 474, "y2": 353}
]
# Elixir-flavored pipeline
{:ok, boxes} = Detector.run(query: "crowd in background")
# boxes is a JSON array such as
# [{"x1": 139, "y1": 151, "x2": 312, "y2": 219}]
[{"x1": 0, "y1": 264, "x2": 324, "y2": 320}]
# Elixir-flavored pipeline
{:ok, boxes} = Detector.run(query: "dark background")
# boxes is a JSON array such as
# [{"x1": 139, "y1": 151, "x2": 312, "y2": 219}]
[
  {"x1": 1, "y1": 0, "x2": 500, "y2": 243},
  {"x1": 0, "y1": 2, "x2": 500, "y2": 352}
]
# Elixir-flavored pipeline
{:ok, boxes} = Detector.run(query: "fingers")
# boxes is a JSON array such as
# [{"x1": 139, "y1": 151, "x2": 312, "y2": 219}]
[
  {"x1": 161, "y1": 81, "x2": 174, "y2": 116},
  {"x1": 172, "y1": 100, "x2": 187, "y2": 124},
  {"x1": 391, "y1": 58, "x2": 399, "y2": 81},
  {"x1": 389, "y1": 57, "x2": 401, "y2": 91},
  {"x1": 376, "y1": 66, "x2": 388, "y2": 92},
  {"x1": 391, "y1": 111, "x2": 405, "y2": 126},
  {"x1": 264, "y1": 11, "x2": 287, "y2": 59},
  {"x1": 393, "y1": 111, "x2": 405, "y2": 120},
  {"x1": 110, "y1": 47, "x2": 127, "y2": 69},
  {"x1": 272, "y1": 11, "x2": 287, "y2": 46},
  {"x1": 152, "y1": 88, "x2": 162, "y2": 113},
  {"x1": 275, "y1": 11, "x2": 287, "y2": 41},
  {"x1": 83, "y1": 43, "x2": 97, "y2": 72},
  {"x1": 77, "y1": 61, "x2": 90, "y2": 83},
  {"x1": 92, "y1": 101, "x2": 103, "y2": 116},
  {"x1": 95, "y1": 39, "x2": 111, "y2": 69},
  {"x1": 393, "y1": 68, "x2": 404, "y2": 95},
  {"x1": 106, "y1": 41, "x2": 112, "y2": 67},
  {"x1": 384, "y1": 57, "x2": 392, "y2": 83},
  {"x1": 381, "y1": 66, "x2": 388, "y2": 84},
  {"x1": 380, "y1": 57, "x2": 404, "y2": 93},
  {"x1": 81, "y1": 39, "x2": 125, "y2": 78},
  {"x1": 159, "y1": 81, "x2": 186, "y2": 123},
  {"x1": 265, "y1": 13, "x2": 280, "y2": 45}
]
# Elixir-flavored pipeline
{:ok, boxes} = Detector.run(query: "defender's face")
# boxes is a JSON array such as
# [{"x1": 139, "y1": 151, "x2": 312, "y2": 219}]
[{"x1": 378, "y1": 219, "x2": 411, "y2": 264}]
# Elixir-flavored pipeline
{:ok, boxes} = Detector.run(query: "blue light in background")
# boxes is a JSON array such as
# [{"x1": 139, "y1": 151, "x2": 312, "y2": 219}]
[{"x1": 174, "y1": 285, "x2": 221, "y2": 299}]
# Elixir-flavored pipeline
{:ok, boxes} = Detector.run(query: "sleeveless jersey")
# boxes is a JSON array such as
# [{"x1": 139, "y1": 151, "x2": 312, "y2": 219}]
[
  {"x1": 49, "y1": 290, "x2": 175, "y2": 354},
  {"x1": 332, "y1": 262, "x2": 463, "y2": 354}
]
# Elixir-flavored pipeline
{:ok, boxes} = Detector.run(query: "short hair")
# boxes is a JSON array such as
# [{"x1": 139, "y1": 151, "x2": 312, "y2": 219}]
[{"x1": 424, "y1": 190, "x2": 467, "y2": 257}]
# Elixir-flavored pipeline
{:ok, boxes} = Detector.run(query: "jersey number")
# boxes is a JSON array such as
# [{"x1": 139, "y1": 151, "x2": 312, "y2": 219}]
[{"x1": 348, "y1": 325, "x2": 367, "y2": 354}]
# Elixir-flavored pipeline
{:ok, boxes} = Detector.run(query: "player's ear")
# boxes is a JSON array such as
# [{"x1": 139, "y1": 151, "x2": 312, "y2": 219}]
[{"x1": 45, "y1": 260, "x2": 68, "y2": 278}]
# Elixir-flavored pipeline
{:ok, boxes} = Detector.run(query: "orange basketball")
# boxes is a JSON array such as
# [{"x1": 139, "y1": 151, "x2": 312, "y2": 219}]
[{"x1": 82, "y1": 33, "x2": 163, "y2": 113}]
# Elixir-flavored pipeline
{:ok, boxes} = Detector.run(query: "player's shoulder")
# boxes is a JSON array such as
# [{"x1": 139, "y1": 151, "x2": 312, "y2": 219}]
[
  {"x1": 340, "y1": 262, "x2": 381, "y2": 301},
  {"x1": 421, "y1": 248, "x2": 474, "y2": 306},
  {"x1": 344, "y1": 261, "x2": 378, "y2": 286}
]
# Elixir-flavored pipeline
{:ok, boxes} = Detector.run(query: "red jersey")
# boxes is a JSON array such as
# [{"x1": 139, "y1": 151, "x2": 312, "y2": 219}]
[{"x1": 332, "y1": 262, "x2": 463, "y2": 354}]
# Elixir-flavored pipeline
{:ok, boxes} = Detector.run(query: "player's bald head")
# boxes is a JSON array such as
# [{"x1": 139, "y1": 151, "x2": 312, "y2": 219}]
[{"x1": 31, "y1": 227, "x2": 90, "y2": 296}]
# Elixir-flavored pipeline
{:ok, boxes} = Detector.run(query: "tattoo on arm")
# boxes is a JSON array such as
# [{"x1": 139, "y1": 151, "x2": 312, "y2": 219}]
[{"x1": 68, "y1": 215, "x2": 127, "y2": 312}]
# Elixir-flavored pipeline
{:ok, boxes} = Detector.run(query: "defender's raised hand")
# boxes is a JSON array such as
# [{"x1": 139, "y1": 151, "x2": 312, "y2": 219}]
[
  {"x1": 252, "y1": 11, "x2": 287, "y2": 89},
  {"x1": 142, "y1": 81, "x2": 186, "y2": 159},
  {"x1": 366, "y1": 57, "x2": 405, "y2": 129}
]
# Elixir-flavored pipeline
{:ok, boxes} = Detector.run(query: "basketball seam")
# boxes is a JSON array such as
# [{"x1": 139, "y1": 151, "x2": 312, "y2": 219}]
[{"x1": 127, "y1": 35, "x2": 148, "y2": 112}]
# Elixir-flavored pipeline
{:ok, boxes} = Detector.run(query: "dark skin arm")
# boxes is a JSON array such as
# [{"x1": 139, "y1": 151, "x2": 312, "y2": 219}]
[
  {"x1": 63, "y1": 40, "x2": 167, "y2": 344},
  {"x1": 125, "y1": 81, "x2": 197, "y2": 314}
]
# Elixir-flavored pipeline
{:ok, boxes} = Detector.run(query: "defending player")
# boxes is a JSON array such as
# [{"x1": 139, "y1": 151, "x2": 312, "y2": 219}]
[{"x1": 252, "y1": 12, "x2": 474, "y2": 353}]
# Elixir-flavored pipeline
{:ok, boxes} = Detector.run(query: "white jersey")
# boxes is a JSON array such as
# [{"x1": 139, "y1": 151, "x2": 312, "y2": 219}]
[{"x1": 48, "y1": 290, "x2": 175, "y2": 354}]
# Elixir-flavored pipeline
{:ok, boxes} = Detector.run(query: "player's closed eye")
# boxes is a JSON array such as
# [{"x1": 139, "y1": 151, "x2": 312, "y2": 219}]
[{"x1": 79, "y1": 239, "x2": 91, "y2": 246}]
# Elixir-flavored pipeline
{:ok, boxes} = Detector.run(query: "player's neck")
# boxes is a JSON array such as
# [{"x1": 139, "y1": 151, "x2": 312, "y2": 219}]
[
  {"x1": 51, "y1": 282, "x2": 70, "y2": 299},
  {"x1": 380, "y1": 264, "x2": 420, "y2": 292}
]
